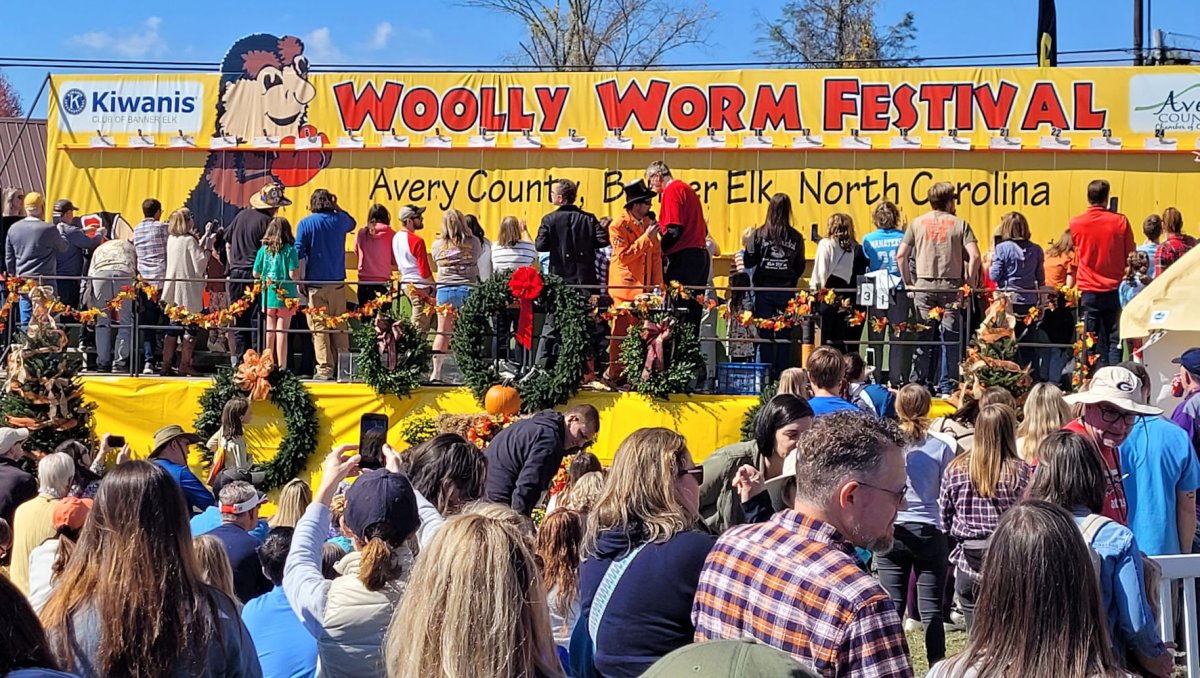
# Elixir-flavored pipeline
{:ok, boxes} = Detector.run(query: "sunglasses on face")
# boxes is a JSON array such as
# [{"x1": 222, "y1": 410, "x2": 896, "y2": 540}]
[{"x1": 678, "y1": 467, "x2": 704, "y2": 484}]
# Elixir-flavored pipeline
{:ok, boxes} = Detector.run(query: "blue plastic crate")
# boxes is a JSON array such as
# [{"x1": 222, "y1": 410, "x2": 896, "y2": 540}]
[{"x1": 717, "y1": 362, "x2": 771, "y2": 395}]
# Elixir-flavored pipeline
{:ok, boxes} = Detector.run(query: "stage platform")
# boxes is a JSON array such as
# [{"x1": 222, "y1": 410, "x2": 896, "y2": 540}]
[{"x1": 83, "y1": 376, "x2": 955, "y2": 493}]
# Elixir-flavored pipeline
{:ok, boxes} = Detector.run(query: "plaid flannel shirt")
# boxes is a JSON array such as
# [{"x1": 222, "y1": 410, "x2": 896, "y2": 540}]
[
  {"x1": 594, "y1": 245, "x2": 611, "y2": 296},
  {"x1": 938, "y1": 459, "x2": 1032, "y2": 579},
  {"x1": 1156, "y1": 233, "x2": 1195, "y2": 273},
  {"x1": 692, "y1": 510, "x2": 913, "y2": 678},
  {"x1": 133, "y1": 218, "x2": 168, "y2": 286}
]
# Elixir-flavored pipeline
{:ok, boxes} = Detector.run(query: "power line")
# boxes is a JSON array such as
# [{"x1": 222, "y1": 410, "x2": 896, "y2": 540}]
[{"x1": 0, "y1": 46, "x2": 1168, "y2": 72}]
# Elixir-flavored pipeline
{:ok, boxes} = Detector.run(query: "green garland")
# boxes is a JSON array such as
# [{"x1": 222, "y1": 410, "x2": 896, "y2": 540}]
[
  {"x1": 740, "y1": 381, "x2": 779, "y2": 441},
  {"x1": 352, "y1": 310, "x2": 432, "y2": 398},
  {"x1": 194, "y1": 368, "x2": 317, "y2": 492},
  {"x1": 618, "y1": 316, "x2": 705, "y2": 399},
  {"x1": 452, "y1": 270, "x2": 589, "y2": 413}
]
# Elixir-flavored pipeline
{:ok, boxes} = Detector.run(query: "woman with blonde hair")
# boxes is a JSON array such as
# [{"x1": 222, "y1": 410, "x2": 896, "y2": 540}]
[
  {"x1": 41, "y1": 461, "x2": 258, "y2": 676},
  {"x1": 776, "y1": 367, "x2": 812, "y2": 399},
  {"x1": 558, "y1": 471, "x2": 605, "y2": 515},
  {"x1": 385, "y1": 510, "x2": 563, "y2": 678},
  {"x1": 571, "y1": 428, "x2": 715, "y2": 678},
  {"x1": 938, "y1": 403, "x2": 1032, "y2": 632},
  {"x1": 491, "y1": 216, "x2": 539, "y2": 274},
  {"x1": 810, "y1": 213, "x2": 868, "y2": 353},
  {"x1": 430, "y1": 208, "x2": 482, "y2": 382},
  {"x1": 193, "y1": 534, "x2": 240, "y2": 608},
  {"x1": 269, "y1": 478, "x2": 312, "y2": 528},
  {"x1": 1017, "y1": 382, "x2": 1070, "y2": 462},
  {"x1": 535, "y1": 508, "x2": 585, "y2": 648},
  {"x1": 161, "y1": 207, "x2": 217, "y2": 375},
  {"x1": 875, "y1": 384, "x2": 956, "y2": 666}
]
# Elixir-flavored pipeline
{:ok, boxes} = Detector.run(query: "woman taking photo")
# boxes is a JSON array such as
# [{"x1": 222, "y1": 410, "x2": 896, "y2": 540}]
[
  {"x1": 810, "y1": 213, "x2": 868, "y2": 354},
  {"x1": 875, "y1": 384, "x2": 956, "y2": 667},
  {"x1": 161, "y1": 207, "x2": 217, "y2": 376},
  {"x1": 40, "y1": 461, "x2": 260, "y2": 677},
  {"x1": 937, "y1": 403, "x2": 1031, "y2": 632},
  {"x1": 571, "y1": 427, "x2": 715, "y2": 678},
  {"x1": 430, "y1": 209, "x2": 482, "y2": 383},
  {"x1": 1028, "y1": 431, "x2": 1172, "y2": 676},
  {"x1": 284, "y1": 446, "x2": 421, "y2": 677},
  {"x1": 928, "y1": 501, "x2": 1133, "y2": 678},
  {"x1": 384, "y1": 510, "x2": 563, "y2": 678},
  {"x1": 698, "y1": 394, "x2": 814, "y2": 532},
  {"x1": 742, "y1": 193, "x2": 805, "y2": 378}
]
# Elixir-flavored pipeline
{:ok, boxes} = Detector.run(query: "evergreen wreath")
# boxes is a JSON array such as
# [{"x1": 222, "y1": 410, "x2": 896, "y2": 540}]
[
  {"x1": 740, "y1": 380, "x2": 779, "y2": 441},
  {"x1": 352, "y1": 309, "x2": 432, "y2": 397},
  {"x1": 453, "y1": 269, "x2": 589, "y2": 413},
  {"x1": 194, "y1": 368, "x2": 317, "y2": 492},
  {"x1": 618, "y1": 314, "x2": 705, "y2": 399}
]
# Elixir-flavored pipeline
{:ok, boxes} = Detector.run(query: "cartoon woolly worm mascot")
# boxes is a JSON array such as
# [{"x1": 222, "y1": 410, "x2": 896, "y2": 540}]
[{"x1": 186, "y1": 33, "x2": 329, "y2": 224}]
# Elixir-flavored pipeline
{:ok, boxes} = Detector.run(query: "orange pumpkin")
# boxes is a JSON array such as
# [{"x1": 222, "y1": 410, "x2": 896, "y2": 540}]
[{"x1": 484, "y1": 384, "x2": 521, "y2": 416}]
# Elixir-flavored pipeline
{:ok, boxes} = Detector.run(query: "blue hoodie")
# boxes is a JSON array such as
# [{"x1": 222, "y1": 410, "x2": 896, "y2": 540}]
[{"x1": 571, "y1": 526, "x2": 715, "y2": 678}]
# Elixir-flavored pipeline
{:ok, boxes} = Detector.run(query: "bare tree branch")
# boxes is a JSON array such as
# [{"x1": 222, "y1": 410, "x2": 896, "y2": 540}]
[
  {"x1": 461, "y1": 0, "x2": 715, "y2": 69},
  {"x1": 0, "y1": 71, "x2": 23, "y2": 118},
  {"x1": 756, "y1": 0, "x2": 919, "y2": 68}
]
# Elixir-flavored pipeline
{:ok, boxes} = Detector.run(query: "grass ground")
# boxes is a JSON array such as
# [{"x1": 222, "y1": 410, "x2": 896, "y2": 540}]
[{"x1": 905, "y1": 626, "x2": 969, "y2": 677}]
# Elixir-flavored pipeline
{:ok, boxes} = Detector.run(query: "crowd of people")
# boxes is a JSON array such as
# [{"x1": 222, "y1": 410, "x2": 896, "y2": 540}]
[
  {"x1": 0, "y1": 332, "x2": 1191, "y2": 676},
  {"x1": 5, "y1": 166, "x2": 1185, "y2": 394}
]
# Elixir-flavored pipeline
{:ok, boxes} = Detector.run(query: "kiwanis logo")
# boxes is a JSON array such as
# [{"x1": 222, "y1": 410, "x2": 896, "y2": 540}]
[{"x1": 61, "y1": 88, "x2": 87, "y2": 116}]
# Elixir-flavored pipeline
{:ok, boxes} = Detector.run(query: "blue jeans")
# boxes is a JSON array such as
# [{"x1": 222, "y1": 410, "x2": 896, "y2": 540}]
[{"x1": 436, "y1": 284, "x2": 471, "y2": 309}]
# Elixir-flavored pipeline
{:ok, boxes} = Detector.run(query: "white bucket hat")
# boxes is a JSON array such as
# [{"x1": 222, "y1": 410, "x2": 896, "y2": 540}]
[{"x1": 1063, "y1": 366, "x2": 1162, "y2": 416}]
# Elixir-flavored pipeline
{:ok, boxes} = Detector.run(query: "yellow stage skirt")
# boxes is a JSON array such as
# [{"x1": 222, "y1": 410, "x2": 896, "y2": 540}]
[{"x1": 83, "y1": 376, "x2": 955, "y2": 503}]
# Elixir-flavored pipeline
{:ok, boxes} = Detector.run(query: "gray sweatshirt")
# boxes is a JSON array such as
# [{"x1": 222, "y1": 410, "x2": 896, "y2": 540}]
[{"x1": 6, "y1": 217, "x2": 68, "y2": 277}]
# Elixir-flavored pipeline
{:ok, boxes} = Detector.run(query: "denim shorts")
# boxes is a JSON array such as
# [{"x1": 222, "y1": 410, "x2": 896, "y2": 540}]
[{"x1": 436, "y1": 285, "x2": 472, "y2": 309}]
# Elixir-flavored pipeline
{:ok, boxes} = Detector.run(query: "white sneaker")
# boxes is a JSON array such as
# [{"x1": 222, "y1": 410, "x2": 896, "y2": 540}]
[
  {"x1": 950, "y1": 610, "x2": 966, "y2": 626},
  {"x1": 142, "y1": 362, "x2": 155, "y2": 375},
  {"x1": 903, "y1": 618, "x2": 925, "y2": 634}
]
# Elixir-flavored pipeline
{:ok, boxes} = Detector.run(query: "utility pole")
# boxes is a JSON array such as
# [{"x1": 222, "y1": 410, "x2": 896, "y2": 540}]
[{"x1": 1133, "y1": 0, "x2": 1145, "y2": 65}]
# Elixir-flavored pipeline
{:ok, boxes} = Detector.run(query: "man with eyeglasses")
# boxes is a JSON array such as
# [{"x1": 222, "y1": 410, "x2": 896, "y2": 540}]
[
  {"x1": 694, "y1": 410, "x2": 914, "y2": 678},
  {"x1": 1064, "y1": 366, "x2": 1163, "y2": 525}
]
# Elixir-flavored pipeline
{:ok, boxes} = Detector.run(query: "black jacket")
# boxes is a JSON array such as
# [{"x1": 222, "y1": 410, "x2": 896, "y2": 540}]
[
  {"x1": 483, "y1": 411, "x2": 566, "y2": 515},
  {"x1": 0, "y1": 457, "x2": 36, "y2": 524},
  {"x1": 535, "y1": 205, "x2": 609, "y2": 288}
]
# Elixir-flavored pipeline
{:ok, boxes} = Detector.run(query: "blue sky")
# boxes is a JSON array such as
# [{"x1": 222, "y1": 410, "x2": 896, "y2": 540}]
[{"x1": 3, "y1": 0, "x2": 1196, "y2": 117}]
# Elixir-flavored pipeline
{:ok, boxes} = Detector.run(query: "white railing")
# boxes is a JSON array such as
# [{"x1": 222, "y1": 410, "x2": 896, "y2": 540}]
[{"x1": 1152, "y1": 554, "x2": 1200, "y2": 677}]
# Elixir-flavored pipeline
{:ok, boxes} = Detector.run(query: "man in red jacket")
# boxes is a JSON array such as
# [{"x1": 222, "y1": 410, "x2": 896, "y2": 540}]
[{"x1": 1069, "y1": 180, "x2": 1134, "y2": 367}]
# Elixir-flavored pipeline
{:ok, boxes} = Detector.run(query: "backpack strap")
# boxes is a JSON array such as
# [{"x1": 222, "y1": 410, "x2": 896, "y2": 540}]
[
  {"x1": 1080, "y1": 513, "x2": 1113, "y2": 544},
  {"x1": 587, "y1": 543, "x2": 649, "y2": 646}
]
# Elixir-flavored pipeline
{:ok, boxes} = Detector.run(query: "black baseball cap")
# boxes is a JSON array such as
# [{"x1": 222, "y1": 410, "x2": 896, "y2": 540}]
[
  {"x1": 344, "y1": 469, "x2": 420, "y2": 541},
  {"x1": 1173, "y1": 348, "x2": 1200, "y2": 376}
]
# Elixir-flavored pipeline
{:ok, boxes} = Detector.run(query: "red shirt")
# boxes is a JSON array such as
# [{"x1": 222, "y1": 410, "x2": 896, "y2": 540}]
[
  {"x1": 657, "y1": 179, "x2": 706, "y2": 255},
  {"x1": 1068, "y1": 206, "x2": 1134, "y2": 293},
  {"x1": 1064, "y1": 419, "x2": 1128, "y2": 524}
]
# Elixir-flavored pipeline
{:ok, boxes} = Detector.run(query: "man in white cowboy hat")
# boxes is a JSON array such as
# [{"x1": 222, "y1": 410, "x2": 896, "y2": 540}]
[{"x1": 1064, "y1": 366, "x2": 1162, "y2": 524}]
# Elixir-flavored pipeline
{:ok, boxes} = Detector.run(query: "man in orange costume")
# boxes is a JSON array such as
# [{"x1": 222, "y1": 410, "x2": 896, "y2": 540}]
[{"x1": 604, "y1": 179, "x2": 663, "y2": 383}]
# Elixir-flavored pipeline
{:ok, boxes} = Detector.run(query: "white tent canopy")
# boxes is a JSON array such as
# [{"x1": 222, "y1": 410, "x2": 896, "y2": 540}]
[{"x1": 1121, "y1": 245, "x2": 1200, "y2": 410}]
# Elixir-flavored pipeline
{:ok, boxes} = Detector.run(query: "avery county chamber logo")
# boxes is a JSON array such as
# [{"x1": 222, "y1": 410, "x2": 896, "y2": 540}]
[
  {"x1": 1130, "y1": 74, "x2": 1200, "y2": 132},
  {"x1": 56, "y1": 79, "x2": 205, "y2": 135},
  {"x1": 61, "y1": 88, "x2": 87, "y2": 115}
]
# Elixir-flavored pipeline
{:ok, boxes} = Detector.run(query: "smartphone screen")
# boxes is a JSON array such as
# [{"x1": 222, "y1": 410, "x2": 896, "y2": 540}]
[{"x1": 359, "y1": 414, "x2": 389, "y2": 469}]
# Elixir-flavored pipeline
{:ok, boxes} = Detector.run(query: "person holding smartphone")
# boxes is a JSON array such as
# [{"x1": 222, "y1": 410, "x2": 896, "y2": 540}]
[{"x1": 1068, "y1": 180, "x2": 1135, "y2": 368}]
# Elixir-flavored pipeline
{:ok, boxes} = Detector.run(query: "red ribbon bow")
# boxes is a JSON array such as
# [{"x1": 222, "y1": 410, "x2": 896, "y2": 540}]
[
  {"x1": 508, "y1": 266, "x2": 544, "y2": 350},
  {"x1": 641, "y1": 318, "x2": 673, "y2": 381}
]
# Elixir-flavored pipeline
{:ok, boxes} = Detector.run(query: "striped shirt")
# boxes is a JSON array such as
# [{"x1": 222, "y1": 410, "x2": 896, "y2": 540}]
[
  {"x1": 490, "y1": 241, "x2": 538, "y2": 274},
  {"x1": 692, "y1": 510, "x2": 913, "y2": 678}
]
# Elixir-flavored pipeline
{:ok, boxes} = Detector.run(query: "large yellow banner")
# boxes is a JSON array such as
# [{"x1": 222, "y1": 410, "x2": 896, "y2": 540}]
[{"x1": 45, "y1": 36, "x2": 1200, "y2": 252}]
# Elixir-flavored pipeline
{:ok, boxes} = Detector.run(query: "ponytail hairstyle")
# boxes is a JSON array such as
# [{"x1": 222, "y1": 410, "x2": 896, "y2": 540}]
[
  {"x1": 896, "y1": 384, "x2": 932, "y2": 444},
  {"x1": 358, "y1": 520, "x2": 411, "y2": 592},
  {"x1": 220, "y1": 398, "x2": 250, "y2": 438}
]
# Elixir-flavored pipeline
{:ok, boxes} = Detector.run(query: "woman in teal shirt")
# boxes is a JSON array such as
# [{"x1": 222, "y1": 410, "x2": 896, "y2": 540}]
[{"x1": 253, "y1": 217, "x2": 299, "y2": 363}]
